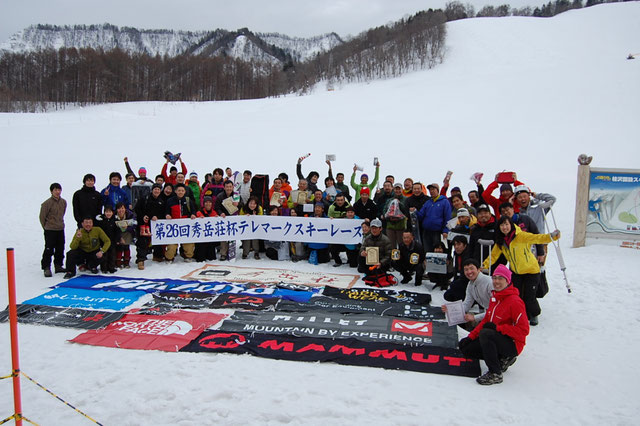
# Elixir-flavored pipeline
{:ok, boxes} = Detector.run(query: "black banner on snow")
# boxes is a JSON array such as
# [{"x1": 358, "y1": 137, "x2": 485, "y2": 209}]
[
  {"x1": 0, "y1": 304, "x2": 124, "y2": 329},
  {"x1": 219, "y1": 311, "x2": 457, "y2": 347},
  {"x1": 138, "y1": 292, "x2": 281, "y2": 315},
  {"x1": 181, "y1": 331, "x2": 480, "y2": 378},
  {"x1": 276, "y1": 297, "x2": 444, "y2": 321},
  {"x1": 322, "y1": 287, "x2": 432, "y2": 305}
]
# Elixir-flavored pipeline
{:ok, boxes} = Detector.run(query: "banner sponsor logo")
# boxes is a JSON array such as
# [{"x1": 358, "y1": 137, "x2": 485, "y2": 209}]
[
  {"x1": 218, "y1": 311, "x2": 456, "y2": 347},
  {"x1": 151, "y1": 215, "x2": 364, "y2": 245},
  {"x1": 391, "y1": 320, "x2": 432, "y2": 337},
  {"x1": 322, "y1": 287, "x2": 432, "y2": 305},
  {"x1": 139, "y1": 293, "x2": 280, "y2": 314},
  {"x1": 277, "y1": 297, "x2": 445, "y2": 321},
  {"x1": 184, "y1": 264, "x2": 358, "y2": 289},
  {"x1": 55, "y1": 275, "x2": 316, "y2": 302},
  {"x1": 181, "y1": 331, "x2": 480, "y2": 378},
  {"x1": 71, "y1": 311, "x2": 227, "y2": 352},
  {"x1": 24, "y1": 287, "x2": 145, "y2": 311},
  {"x1": 0, "y1": 304, "x2": 124, "y2": 329}
]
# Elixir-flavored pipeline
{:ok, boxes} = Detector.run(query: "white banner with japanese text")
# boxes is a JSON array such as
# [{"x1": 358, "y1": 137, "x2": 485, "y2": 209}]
[{"x1": 150, "y1": 216, "x2": 364, "y2": 245}]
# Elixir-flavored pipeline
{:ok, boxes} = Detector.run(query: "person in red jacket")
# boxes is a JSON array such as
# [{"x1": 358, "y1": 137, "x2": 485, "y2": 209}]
[
  {"x1": 458, "y1": 264, "x2": 530, "y2": 385},
  {"x1": 482, "y1": 172, "x2": 525, "y2": 219},
  {"x1": 161, "y1": 156, "x2": 187, "y2": 186}
]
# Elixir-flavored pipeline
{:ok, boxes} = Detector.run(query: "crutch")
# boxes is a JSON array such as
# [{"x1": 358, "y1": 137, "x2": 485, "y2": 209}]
[
  {"x1": 478, "y1": 239, "x2": 494, "y2": 275},
  {"x1": 544, "y1": 206, "x2": 572, "y2": 293}
]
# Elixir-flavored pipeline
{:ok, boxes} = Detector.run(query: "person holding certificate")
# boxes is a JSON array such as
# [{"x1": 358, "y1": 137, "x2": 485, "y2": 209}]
[{"x1": 357, "y1": 218, "x2": 393, "y2": 276}]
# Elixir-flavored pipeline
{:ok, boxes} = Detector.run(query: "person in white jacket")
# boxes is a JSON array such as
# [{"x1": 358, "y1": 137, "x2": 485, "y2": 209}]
[{"x1": 442, "y1": 258, "x2": 493, "y2": 331}]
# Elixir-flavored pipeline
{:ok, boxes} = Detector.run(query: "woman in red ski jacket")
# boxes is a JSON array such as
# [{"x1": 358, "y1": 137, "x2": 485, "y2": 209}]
[{"x1": 458, "y1": 264, "x2": 529, "y2": 385}]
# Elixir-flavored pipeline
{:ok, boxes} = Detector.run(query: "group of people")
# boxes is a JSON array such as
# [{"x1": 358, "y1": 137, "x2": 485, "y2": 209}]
[{"x1": 39, "y1": 154, "x2": 561, "y2": 385}]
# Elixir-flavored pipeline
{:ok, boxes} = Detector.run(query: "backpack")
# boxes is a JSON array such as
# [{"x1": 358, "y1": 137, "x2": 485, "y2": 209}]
[
  {"x1": 363, "y1": 270, "x2": 398, "y2": 288},
  {"x1": 384, "y1": 199, "x2": 405, "y2": 220}
]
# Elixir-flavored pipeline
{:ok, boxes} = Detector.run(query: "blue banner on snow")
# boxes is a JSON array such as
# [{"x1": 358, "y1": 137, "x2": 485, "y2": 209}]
[
  {"x1": 24, "y1": 287, "x2": 146, "y2": 311},
  {"x1": 54, "y1": 275, "x2": 315, "y2": 303}
]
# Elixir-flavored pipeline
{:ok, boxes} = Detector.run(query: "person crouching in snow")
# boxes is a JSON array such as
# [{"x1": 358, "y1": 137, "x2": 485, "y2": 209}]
[{"x1": 458, "y1": 264, "x2": 529, "y2": 385}]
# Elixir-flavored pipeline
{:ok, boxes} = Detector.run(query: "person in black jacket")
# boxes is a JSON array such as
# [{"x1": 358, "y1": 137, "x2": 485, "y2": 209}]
[
  {"x1": 443, "y1": 235, "x2": 472, "y2": 301},
  {"x1": 72, "y1": 173, "x2": 102, "y2": 228},
  {"x1": 94, "y1": 205, "x2": 119, "y2": 273},
  {"x1": 135, "y1": 183, "x2": 166, "y2": 266},
  {"x1": 392, "y1": 231, "x2": 426, "y2": 286},
  {"x1": 469, "y1": 204, "x2": 499, "y2": 265},
  {"x1": 165, "y1": 184, "x2": 197, "y2": 262},
  {"x1": 353, "y1": 187, "x2": 377, "y2": 222}
]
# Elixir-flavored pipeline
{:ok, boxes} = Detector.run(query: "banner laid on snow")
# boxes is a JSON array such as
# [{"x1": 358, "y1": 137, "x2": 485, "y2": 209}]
[
  {"x1": 55, "y1": 275, "x2": 315, "y2": 302},
  {"x1": 0, "y1": 304, "x2": 124, "y2": 329},
  {"x1": 138, "y1": 292, "x2": 280, "y2": 315},
  {"x1": 151, "y1": 216, "x2": 364, "y2": 245},
  {"x1": 181, "y1": 331, "x2": 480, "y2": 378},
  {"x1": 276, "y1": 297, "x2": 445, "y2": 321},
  {"x1": 183, "y1": 264, "x2": 359, "y2": 289},
  {"x1": 322, "y1": 287, "x2": 432, "y2": 305},
  {"x1": 24, "y1": 287, "x2": 145, "y2": 311},
  {"x1": 219, "y1": 311, "x2": 457, "y2": 347},
  {"x1": 70, "y1": 311, "x2": 227, "y2": 352}
]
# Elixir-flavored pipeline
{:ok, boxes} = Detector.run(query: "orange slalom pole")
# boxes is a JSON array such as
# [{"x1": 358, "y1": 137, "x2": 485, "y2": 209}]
[{"x1": 7, "y1": 248, "x2": 23, "y2": 425}]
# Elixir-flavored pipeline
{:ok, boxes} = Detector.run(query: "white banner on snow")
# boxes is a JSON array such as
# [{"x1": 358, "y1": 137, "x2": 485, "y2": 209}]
[{"x1": 150, "y1": 216, "x2": 364, "y2": 245}]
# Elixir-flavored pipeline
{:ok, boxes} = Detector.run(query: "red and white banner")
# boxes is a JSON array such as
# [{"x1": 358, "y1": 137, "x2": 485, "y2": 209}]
[{"x1": 70, "y1": 311, "x2": 227, "y2": 352}]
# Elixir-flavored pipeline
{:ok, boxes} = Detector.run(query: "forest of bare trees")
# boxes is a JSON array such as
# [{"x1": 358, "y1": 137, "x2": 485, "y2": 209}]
[{"x1": 0, "y1": 0, "x2": 629, "y2": 111}]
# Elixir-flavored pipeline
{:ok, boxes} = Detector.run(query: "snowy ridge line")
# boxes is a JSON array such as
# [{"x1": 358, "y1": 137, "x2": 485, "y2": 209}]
[{"x1": 0, "y1": 23, "x2": 343, "y2": 64}]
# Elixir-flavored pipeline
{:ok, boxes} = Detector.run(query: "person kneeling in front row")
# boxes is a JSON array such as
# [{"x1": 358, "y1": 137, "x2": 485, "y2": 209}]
[{"x1": 458, "y1": 264, "x2": 529, "y2": 385}]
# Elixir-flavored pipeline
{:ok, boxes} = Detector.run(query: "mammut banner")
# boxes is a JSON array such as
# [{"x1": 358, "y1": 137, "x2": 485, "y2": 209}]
[
  {"x1": 181, "y1": 331, "x2": 480, "y2": 378},
  {"x1": 151, "y1": 215, "x2": 364, "y2": 245},
  {"x1": 276, "y1": 297, "x2": 445, "y2": 321},
  {"x1": 24, "y1": 287, "x2": 145, "y2": 311},
  {"x1": 322, "y1": 287, "x2": 432, "y2": 305},
  {"x1": 219, "y1": 311, "x2": 457, "y2": 347},
  {"x1": 71, "y1": 311, "x2": 227, "y2": 352},
  {"x1": 55, "y1": 275, "x2": 315, "y2": 302},
  {"x1": 0, "y1": 304, "x2": 124, "y2": 329},
  {"x1": 183, "y1": 264, "x2": 358, "y2": 289}
]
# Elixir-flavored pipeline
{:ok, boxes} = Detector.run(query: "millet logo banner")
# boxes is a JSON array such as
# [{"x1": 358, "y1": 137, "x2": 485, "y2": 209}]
[
  {"x1": 0, "y1": 304, "x2": 124, "y2": 329},
  {"x1": 70, "y1": 311, "x2": 227, "y2": 352},
  {"x1": 218, "y1": 311, "x2": 457, "y2": 347},
  {"x1": 181, "y1": 331, "x2": 481, "y2": 378}
]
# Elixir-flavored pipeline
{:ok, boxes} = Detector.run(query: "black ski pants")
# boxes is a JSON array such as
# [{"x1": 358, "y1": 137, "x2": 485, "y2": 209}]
[{"x1": 461, "y1": 328, "x2": 518, "y2": 374}]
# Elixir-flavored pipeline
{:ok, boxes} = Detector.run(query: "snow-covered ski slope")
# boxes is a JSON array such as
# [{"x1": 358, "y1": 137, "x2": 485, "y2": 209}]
[{"x1": 0, "y1": 3, "x2": 639, "y2": 425}]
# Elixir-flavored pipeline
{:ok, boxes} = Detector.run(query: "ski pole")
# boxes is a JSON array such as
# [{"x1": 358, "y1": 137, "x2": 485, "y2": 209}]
[{"x1": 544, "y1": 207, "x2": 572, "y2": 293}]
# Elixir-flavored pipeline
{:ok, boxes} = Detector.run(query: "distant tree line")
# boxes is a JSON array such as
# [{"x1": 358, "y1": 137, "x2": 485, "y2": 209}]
[
  {"x1": 0, "y1": 0, "x2": 630, "y2": 111},
  {"x1": 0, "y1": 7, "x2": 449, "y2": 111}
]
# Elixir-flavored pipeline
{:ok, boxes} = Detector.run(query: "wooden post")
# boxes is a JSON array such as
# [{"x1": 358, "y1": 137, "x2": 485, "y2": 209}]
[{"x1": 573, "y1": 156, "x2": 591, "y2": 248}]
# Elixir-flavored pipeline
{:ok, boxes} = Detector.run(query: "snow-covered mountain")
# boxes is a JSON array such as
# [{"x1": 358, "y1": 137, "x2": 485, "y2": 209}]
[{"x1": 0, "y1": 23, "x2": 343, "y2": 63}]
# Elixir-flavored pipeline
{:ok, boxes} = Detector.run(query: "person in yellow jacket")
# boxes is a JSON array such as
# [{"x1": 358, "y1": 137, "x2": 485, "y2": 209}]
[
  {"x1": 63, "y1": 217, "x2": 111, "y2": 278},
  {"x1": 483, "y1": 215, "x2": 560, "y2": 326}
]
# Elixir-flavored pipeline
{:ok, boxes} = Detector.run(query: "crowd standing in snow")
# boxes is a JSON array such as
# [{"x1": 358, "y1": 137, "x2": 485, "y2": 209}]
[{"x1": 38, "y1": 153, "x2": 561, "y2": 385}]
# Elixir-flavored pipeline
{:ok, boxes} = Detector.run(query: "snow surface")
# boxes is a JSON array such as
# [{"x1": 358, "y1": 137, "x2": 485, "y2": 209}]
[{"x1": 1, "y1": 3, "x2": 639, "y2": 425}]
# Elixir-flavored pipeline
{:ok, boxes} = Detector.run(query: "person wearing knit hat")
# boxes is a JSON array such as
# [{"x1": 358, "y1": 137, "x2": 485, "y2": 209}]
[
  {"x1": 350, "y1": 161, "x2": 380, "y2": 202},
  {"x1": 457, "y1": 262, "x2": 529, "y2": 385},
  {"x1": 353, "y1": 185, "x2": 377, "y2": 222},
  {"x1": 481, "y1": 172, "x2": 526, "y2": 219},
  {"x1": 123, "y1": 156, "x2": 153, "y2": 183}
]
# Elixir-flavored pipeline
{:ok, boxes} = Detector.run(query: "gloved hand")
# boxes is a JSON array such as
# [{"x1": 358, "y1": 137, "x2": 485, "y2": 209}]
[
  {"x1": 550, "y1": 230, "x2": 561, "y2": 240},
  {"x1": 483, "y1": 322, "x2": 497, "y2": 331},
  {"x1": 458, "y1": 337, "x2": 472, "y2": 351}
]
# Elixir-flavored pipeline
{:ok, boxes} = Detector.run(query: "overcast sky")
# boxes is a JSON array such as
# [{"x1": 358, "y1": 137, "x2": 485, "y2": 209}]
[{"x1": 1, "y1": 0, "x2": 538, "y2": 43}]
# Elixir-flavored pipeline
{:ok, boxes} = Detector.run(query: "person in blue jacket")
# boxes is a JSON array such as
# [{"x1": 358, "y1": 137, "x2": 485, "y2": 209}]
[
  {"x1": 416, "y1": 183, "x2": 452, "y2": 252},
  {"x1": 101, "y1": 172, "x2": 131, "y2": 210}
]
